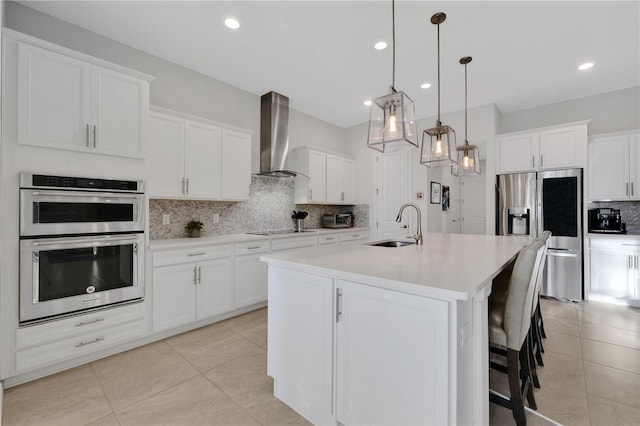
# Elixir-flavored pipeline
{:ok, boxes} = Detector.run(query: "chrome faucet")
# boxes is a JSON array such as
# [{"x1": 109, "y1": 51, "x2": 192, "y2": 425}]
[{"x1": 396, "y1": 203, "x2": 423, "y2": 245}]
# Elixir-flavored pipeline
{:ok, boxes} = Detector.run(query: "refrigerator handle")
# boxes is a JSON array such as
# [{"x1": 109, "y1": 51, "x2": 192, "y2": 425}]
[{"x1": 547, "y1": 248, "x2": 578, "y2": 258}]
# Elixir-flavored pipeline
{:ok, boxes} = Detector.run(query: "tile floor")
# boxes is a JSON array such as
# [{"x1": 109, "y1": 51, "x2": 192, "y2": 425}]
[{"x1": 2, "y1": 299, "x2": 639, "y2": 425}]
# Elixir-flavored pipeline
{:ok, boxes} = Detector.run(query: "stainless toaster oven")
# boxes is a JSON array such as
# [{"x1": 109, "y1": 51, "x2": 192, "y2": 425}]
[{"x1": 322, "y1": 214, "x2": 352, "y2": 228}]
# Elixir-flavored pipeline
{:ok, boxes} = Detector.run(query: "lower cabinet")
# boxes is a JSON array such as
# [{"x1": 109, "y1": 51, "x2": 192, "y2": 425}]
[
  {"x1": 267, "y1": 267, "x2": 450, "y2": 425},
  {"x1": 15, "y1": 302, "x2": 146, "y2": 372},
  {"x1": 234, "y1": 241, "x2": 270, "y2": 309},
  {"x1": 589, "y1": 237, "x2": 640, "y2": 303},
  {"x1": 153, "y1": 245, "x2": 233, "y2": 332}
]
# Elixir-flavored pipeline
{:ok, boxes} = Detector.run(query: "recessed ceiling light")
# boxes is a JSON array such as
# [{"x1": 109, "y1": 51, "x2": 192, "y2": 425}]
[
  {"x1": 225, "y1": 18, "x2": 240, "y2": 29},
  {"x1": 421, "y1": 82, "x2": 432, "y2": 89},
  {"x1": 364, "y1": 100, "x2": 372, "y2": 106},
  {"x1": 374, "y1": 41, "x2": 387, "y2": 50},
  {"x1": 578, "y1": 62, "x2": 594, "y2": 71}
]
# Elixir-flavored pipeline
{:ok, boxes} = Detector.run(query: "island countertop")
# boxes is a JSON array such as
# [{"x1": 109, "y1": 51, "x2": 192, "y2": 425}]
[{"x1": 261, "y1": 233, "x2": 530, "y2": 300}]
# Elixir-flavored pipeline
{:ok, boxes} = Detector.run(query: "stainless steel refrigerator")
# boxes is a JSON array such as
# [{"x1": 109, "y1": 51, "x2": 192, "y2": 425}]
[{"x1": 496, "y1": 169, "x2": 583, "y2": 301}]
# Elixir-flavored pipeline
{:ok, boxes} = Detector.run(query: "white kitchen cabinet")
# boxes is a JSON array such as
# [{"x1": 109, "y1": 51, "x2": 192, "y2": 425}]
[
  {"x1": 338, "y1": 231, "x2": 369, "y2": 245},
  {"x1": 588, "y1": 132, "x2": 640, "y2": 200},
  {"x1": 152, "y1": 245, "x2": 233, "y2": 332},
  {"x1": 291, "y1": 147, "x2": 355, "y2": 204},
  {"x1": 336, "y1": 280, "x2": 449, "y2": 425},
  {"x1": 318, "y1": 234, "x2": 340, "y2": 245},
  {"x1": 148, "y1": 108, "x2": 252, "y2": 201},
  {"x1": 221, "y1": 129, "x2": 252, "y2": 200},
  {"x1": 267, "y1": 267, "x2": 336, "y2": 426},
  {"x1": 326, "y1": 154, "x2": 356, "y2": 204},
  {"x1": 17, "y1": 41, "x2": 150, "y2": 158},
  {"x1": 589, "y1": 237, "x2": 640, "y2": 304},
  {"x1": 234, "y1": 240, "x2": 270, "y2": 309},
  {"x1": 15, "y1": 302, "x2": 146, "y2": 372},
  {"x1": 496, "y1": 122, "x2": 588, "y2": 174}
]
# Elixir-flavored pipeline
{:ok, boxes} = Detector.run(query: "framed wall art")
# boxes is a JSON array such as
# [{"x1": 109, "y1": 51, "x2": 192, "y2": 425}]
[
  {"x1": 442, "y1": 185, "x2": 450, "y2": 211},
  {"x1": 430, "y1": 182, "x2": 441, "y2": 204}
]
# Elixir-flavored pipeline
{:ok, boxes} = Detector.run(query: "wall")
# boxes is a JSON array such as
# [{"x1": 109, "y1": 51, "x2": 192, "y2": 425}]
[
  {"x1": 149, "y1": 176, "x2": 368, "y2": 239},
  {"x1": 500, "y1": 86, "x2": 640, "y2": 135}
]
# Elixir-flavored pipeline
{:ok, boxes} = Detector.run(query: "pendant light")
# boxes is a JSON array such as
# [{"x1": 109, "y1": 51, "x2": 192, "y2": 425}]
[
  {"x1": 367, "y1": 0, "x2": 418, "y2": 153},
  {"x1": 420, "y1": 12, "x2": 456, "y2": 167},
  {"x1": 452, "y1": 56, "x2": 481, "y2": 176}
]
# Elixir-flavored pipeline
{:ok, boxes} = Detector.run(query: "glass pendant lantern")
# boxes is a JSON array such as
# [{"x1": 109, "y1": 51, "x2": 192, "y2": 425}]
[
  {"x1": 420, "y1": 12, "x2": 457, "y2": 167},
  {"x1": 367, "y1": 0, "x2": 418, "y2": 153},
  {"x1": 452, "y1": 56, "x2": 481, "y2": 176}
]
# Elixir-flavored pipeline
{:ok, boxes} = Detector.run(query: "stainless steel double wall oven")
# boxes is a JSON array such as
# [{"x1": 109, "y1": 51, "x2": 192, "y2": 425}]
[{"x1": 19, "y1": 172, "x2": 145, "y2": 324}]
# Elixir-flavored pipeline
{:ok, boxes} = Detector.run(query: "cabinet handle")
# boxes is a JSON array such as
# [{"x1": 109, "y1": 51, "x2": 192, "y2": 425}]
[
  {"x1": 632, "y1": 182, "x2": 635, "y2": 196},
  {"x1": 309, "y1": 188, "x2": 312, "y2": 200},
  {"x1": 188, "y1": 252, "x2": 205, "y2": 257},
  {"x1": 540, "y1": 154, "x2": 543, "y2": 167},
  {"x1": 341, "y1": 192, "x2": 344, "y2": 202},
  {"x1": 336, "y1": 288, "x2": 342, "y2": 323},
  {"x1": 181, "y1": 178, "x2": 186, "y2": 194},
  {"x1": 75, "y1": 317, "x2": 105, "y2": 327},
  {"x1": 193, "y1": 266, "x2": 197, "y2": 284},
  {"x1": 401, "y1": 225, "x2": 408, "y2": 229},
  {"x1": 85, "y1": 124, "x2": 90, "y2": 147},
  {"x1": 92, "y1": 125, "x2": 97, "y2": 148},
  {"x1": 630, "y1": 255, "x2": 633, "y2": 269},
  {"x1": 247, "y1": 246, "x2": 262, "y2": 250},
  {"x1": 75, "y1": 337, "x2": 104, "y2": 348},
  {"x1": 626, "y1": 182, "x2": 629, "y2": 196},
  {"x1": 186, "y1": 178, "x2": 189, "y2": 195},
  {"x1": 326, "y1": 237, "x2": 336, "y2": 241},
  {"x1": 197, "y1": 266, "x2": 202, "y2": 284}
]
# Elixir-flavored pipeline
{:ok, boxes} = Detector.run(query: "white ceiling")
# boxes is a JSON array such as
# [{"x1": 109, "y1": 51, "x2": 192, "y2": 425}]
[{"x1": 17, "y1": 1, "x2": 640, "y2": 128}]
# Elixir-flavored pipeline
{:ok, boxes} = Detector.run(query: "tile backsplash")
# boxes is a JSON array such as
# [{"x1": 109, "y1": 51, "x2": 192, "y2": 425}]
[
  {"x1": 587, "y1": 201, "x2": 640, "y2": 235},
  {"x1": 149, "y1": 176, "x2": 369, "y2": 239}
]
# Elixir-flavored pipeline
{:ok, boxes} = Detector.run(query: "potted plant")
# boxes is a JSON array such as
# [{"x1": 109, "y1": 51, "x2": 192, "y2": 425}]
[{"x1": 185, "y1": 220, "x2": 204, "y2": 238}]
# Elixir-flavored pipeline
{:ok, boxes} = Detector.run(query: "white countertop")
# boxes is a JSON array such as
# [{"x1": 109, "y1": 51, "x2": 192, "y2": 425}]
[
  {"x1": 261, "y1": 233, "x2": 530, "y2": 300},
  {"x1": 149, "y1": 227, "x2": 370, "y2": 251}
]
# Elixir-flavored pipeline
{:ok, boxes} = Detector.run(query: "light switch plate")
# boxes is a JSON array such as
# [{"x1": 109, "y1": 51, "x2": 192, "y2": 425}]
[
  {"x1": 213, "y1": 213, "x2": 220, "y2": 224},
  {"x1": 162, "y1": 214, "x2": 170, "y2": 225}
]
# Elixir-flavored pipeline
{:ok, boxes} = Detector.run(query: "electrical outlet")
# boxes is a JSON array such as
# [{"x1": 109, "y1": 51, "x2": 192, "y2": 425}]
[
  {"x1": 162, "y1": 214, "x2": 170, "y2": 225},
  {"x1": 213, "y1": 213, "x2": 220, "y2": 224}
]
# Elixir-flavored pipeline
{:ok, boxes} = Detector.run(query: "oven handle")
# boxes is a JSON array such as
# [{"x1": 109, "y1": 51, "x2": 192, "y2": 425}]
[
  {"x1": 29, "y1": 190, "x2": 142, "y2": 201},
  {"x1": 29, "y1": 234, "x2": 141, "y2": 248},
  {"x1": 547, "y1": 248, "x2": 578, "y2": 258}
]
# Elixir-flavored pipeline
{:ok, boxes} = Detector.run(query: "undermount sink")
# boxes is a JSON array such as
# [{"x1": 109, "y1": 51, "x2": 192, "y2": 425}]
[{"x1": 368, "y1": 240, "x2": 416, "y2": 248}]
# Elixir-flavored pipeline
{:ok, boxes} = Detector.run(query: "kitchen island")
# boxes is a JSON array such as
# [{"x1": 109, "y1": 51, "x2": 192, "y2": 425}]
[{"x1": 261, "y1": 233, "x2": 530, "y2": 426}]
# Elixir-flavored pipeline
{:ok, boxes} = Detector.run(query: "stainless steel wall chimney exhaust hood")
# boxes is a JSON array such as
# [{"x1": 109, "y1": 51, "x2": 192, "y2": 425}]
[{"x1": 258, "y1": 91, "x2": 302, "y2": 178}]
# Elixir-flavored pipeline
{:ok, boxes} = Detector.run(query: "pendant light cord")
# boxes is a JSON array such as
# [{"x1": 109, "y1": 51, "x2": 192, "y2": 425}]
[
  {"x1": 437, "y1": 22, "x2": 440, "y2": 122},
  {"x1": 464, "y1": 61, "x2": 468, "y2": 144},
  {"x1": 391, "y1": 0, "x2": 396, "y2": 93}
]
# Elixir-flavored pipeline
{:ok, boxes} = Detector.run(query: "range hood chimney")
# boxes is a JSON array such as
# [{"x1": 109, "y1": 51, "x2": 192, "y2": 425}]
[{"x1": 258, "y1": 91, "x2": 300, "y2": 177}]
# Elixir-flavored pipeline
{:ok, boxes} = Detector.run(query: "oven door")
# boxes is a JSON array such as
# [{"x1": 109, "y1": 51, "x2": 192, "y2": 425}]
[
  {"x1": 20, "y1": 189, "x2": 144, "y2": 237},
  {"x1": 20, "y1": 233, "x2": 144, "y2": 323}
]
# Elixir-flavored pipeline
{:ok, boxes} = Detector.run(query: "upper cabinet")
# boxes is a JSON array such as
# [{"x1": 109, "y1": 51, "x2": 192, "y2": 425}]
[
  {"x1": 148, "y1": 108, "x2": 252, "y2": 201},
  {"x1": 496, "y1": 122, "x2": 589, "y2": 174},
  {"x1": 16, "y1": 40, "x2": 152, "y2": 159},
  {"x1": 290, "y1": 147, "x2": 356, "y2": 205},
  {"x1": 588, "y1": 131, "x2": 640, "y2": 201}
]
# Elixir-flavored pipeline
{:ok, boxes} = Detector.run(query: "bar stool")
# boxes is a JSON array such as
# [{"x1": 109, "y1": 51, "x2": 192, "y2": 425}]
[
  {"x1": 530, "y1": 231, "x2": 551, "y2": 369},
  {"x1": 489, "y1": 239, "x2": 546, "y2": 425}
]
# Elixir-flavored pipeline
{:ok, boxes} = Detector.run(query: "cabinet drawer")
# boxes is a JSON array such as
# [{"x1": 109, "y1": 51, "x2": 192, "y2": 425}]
[
  {"x1": 271, "y1": 236, "x2": 318, "y2": 252},
  {"x1": 318, "y1": 234, "x2": 340, "y2": 245},
  {"x1": 16, "y1": 319, "x2": 147, "y2": 372},
  {"x1": 589, "y1": 238, "x2": 640, "y2": 251},
  {"x1": 153, "y1": 244, "x2": 232, "y2": 266},
  {"x1": 16, "y1": 302, "x2": 146, "y2": 349},
  {"x1": 235, "y1": 240, "x2": 271, "y2": 256},
  {"x1": 339, "y1": 231, "x2": 369, "y2": 243}
]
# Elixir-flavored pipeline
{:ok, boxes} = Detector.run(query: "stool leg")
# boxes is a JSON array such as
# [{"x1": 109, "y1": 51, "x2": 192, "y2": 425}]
[
  {"x1": 537, "y1": 297, "x2": 546, "y2": 339},
  {"x1": 528, "y1": 326, "x2": 541, "y2": 388},
  {"x1": 508, "y1": 349, "x2": 527, "y2": 426},
  {"x1": 519, "y1": 341, "x2": 538, "y2": 411}
]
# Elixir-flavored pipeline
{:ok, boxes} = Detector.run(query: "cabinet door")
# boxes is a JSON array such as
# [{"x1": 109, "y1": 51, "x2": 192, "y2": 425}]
[
  {"x1": 153, "y1": 263, "x2": 197, "y2": 331},
  {"x1": 267, "y1": 267, "x2": 335, "y2": 426},
  {"x1": 629, "y1": 133, "x2": 640, "y2": 200},
  {"x1": 539, "y1": 126, "x2": 583, "y2": 169},
  {"x1": 325, "y1": 154, "x2": 343, "y2": 203},
  {"x1": 589, "y1": 248, "x2": 633, "y2": 298},
  {"x1": 91, "y1": 66, "x2": 147, "y2": 158},
  {"x1": 341, "y1": 158, "x2": 356, "y2": 203},
  {"x1": 588, "y1": 135, "x2": 629, "y2": 200},
  {"x1": 148, "y1": 112, "x2": 186, "y2": 198},
  {"x1": 496, "y1": 133, "x2": 538, "y2": 173},
  {"x1": 308, "y1": 149, "x2": 327, "y2": 203},
  {"x1": 336, "y1": 280, "x2": 449, "y2": 425},
  {"x1": 196, "y1": 257, "x2": 233, "y2": 320},
  {"x1": 17, "y1": 42, "x2": 91, "y2": 151},
  {"x1": 221, "y1": 129, "x2": 251, "y2": 200},
  {"x1": 184, "y1": 120, "x2": 222, "y2": 200},
  {"x1": 234, "y1": 253, "x2": 268, "y2": 308}
]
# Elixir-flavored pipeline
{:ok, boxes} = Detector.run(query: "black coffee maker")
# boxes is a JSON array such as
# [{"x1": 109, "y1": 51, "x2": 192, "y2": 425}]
[{"x1": 588, "y1": 208, "x2": 626, "y2": 233}]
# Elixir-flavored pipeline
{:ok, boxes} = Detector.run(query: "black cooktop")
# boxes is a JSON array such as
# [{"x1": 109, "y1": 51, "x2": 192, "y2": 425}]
[{"x1": 246, "y1": 230, "x2": 316, "y2": 236}]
